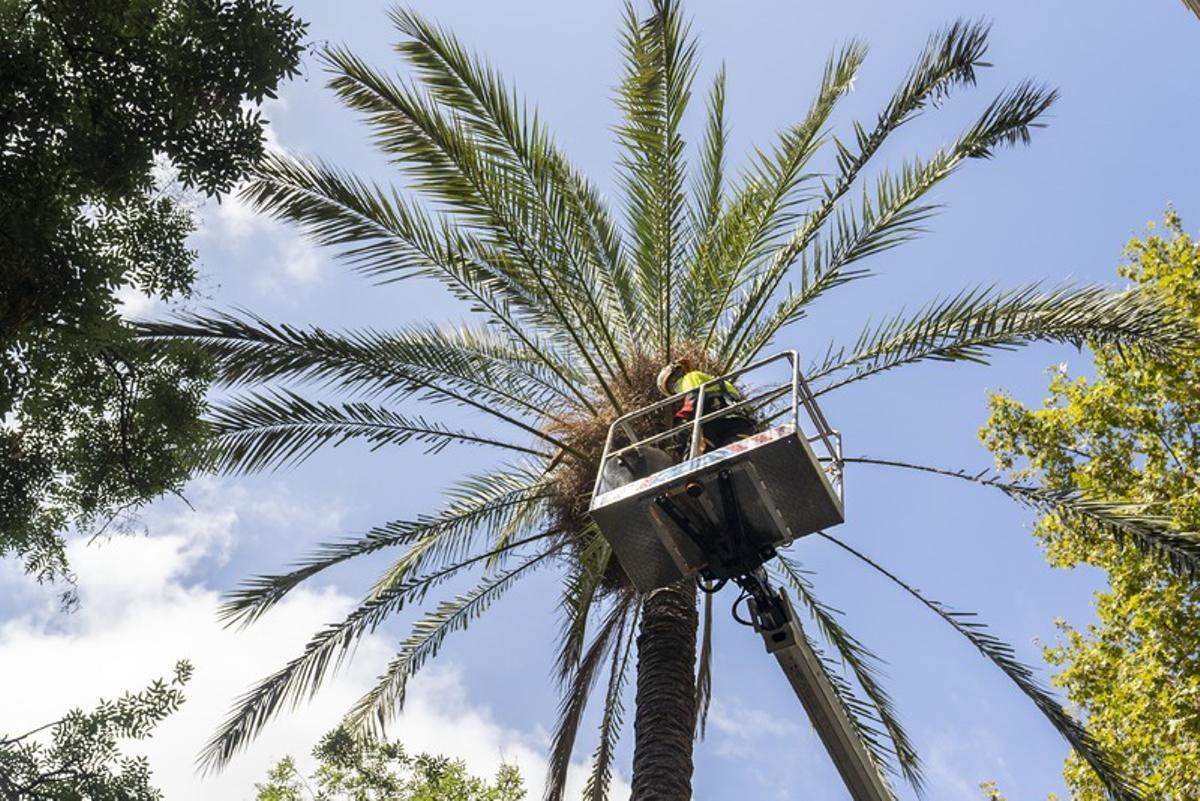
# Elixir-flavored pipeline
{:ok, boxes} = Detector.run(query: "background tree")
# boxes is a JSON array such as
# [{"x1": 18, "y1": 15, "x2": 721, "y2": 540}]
[
  {"x1": 0, "y1": 0, "x2": 305, "y2": 597},
  {"x1": 146, "y1": 4, "x2": 1198, "y2": 799},
  {"x1": 982, "y1": 213, "x2": 1200, "y2": 800},
  {"x1": 255, "y1": 727, "x2": 525, "y2": 801},
  {"x1": 0, "y1": 661, "x2": 191, "y2": 801}
]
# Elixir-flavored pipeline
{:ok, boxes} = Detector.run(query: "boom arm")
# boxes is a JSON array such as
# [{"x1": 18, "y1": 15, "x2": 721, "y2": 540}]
[{"x1": 748, "y1": 583, "x2": 894, "y2": 801}]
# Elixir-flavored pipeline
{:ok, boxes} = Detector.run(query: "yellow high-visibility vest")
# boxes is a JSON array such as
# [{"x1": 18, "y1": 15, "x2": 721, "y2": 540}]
[{"x1": 672, "y1": 370, "x2": 740, "y2": 399}]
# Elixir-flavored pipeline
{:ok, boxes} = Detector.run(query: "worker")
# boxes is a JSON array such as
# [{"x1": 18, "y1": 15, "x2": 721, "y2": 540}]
[{"x1": 656, "y1": 359, "x2": 756, "y2": 450}]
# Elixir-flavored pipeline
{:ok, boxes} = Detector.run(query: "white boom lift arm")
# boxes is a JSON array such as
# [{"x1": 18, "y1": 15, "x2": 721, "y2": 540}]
[{"x1": 589, "y1": 352, "x2": 893, "y2": 801}]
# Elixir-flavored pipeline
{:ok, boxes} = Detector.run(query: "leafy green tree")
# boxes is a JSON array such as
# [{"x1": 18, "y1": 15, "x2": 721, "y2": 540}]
[
  {"x1": 0, "y1": 0, "x2": 306, "y2": 596},
  {"x1": 982, "y1": 214, "x2": 1200, "y2": 800},
  {"x1": 148, "y1": 4, "x2": 1198, "y2": 798},
  {"x1": 254, "y1": 728, "x2": 525, "y2": 801},
  {"x1": 0, "y1": 661, "x2": 191, "y2": 800}
]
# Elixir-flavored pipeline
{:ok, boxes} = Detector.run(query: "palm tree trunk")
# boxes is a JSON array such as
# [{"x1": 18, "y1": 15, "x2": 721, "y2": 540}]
[{"x1": 630, "y1": 578, "x2": 698, "y2": 800}]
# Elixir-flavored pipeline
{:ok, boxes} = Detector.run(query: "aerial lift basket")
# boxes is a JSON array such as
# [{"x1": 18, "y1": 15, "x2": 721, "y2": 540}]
[
  {"x1": 590, "y1": 354, "x2": 894, "y2": 801},
  {"x1": 589, "y1": 351, "x2": 844, "y2": 594}
]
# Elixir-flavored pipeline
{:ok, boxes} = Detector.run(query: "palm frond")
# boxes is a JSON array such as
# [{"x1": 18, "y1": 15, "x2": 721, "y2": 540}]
[
  {"x1": 674, "y1": 66, "x2": 728, "y2": 339},
  {"x1": 616, "y1": 0, "x2": 699, "y2": 358},
  {"x1": 243, "y1": 153, "x2": 543, "y2": 340},
  {"x1": 1003, "y1": 487, "x2": 1200, "y2": 579},
  {"x1": 818, "y1": 531, "x2": 1144, "y2": 801},
  {"x1": 769, "y1": 20, "x2": 991, "y2": 279},
  {"x1": 692, "y1": 65, "x2": 727, "y2": 237},
  {"x1": 343, "y1": 550, "x2": 554, "y2": 740},
  {"x1": 137, "y1": 312, "x2": 585, "y2": 454},
  {"x1": 321, "y1": 45, "x2": 627, "y2": 404},
  {"x1": 847, "y1": 456, "x2": 1200, "y2": 579},
  {"x1": 583, "y1": 600, "x2": 640, "y2": 801},
  {"x1": 406, "y1": 321, "x2": 591, "y2": 412},
  {"x1": 722, "y1": 20, "x2": 990, "y2": 355},
  {"x1": 796, "y1": 616, "x2": 900, "y2": 800},
  {"x1": 545, "y1": 593, "x2": 634, "y2": 801},
  {"x1": 555, "y1": 534, "x2": 614, "y2": 685},
  {"x1": 809, "y1": 283, "x2": 1197, "y2": 394},
  {"x1": 200, "y1": 540, "x2": 555, "y2": 772},
  {"x1": 693, "y1": 41, "x2": 866, "y2": 348},
  {"x1": 694, "y1": 589, "x2": 714, "y2": 739},
  {"x1": 720, "y1": 80, "x2": 1058, "y2": 366},
  {"x1": 364, "y1": 478, "x2": 553, "y2": 604},
  {"x1": 773, "y1": 557, "x2": 924, "y2": 792},
  {"x1": 242, "y1": 152, "x2": 615, "y2": 406},
  {"x1": 388, "y1": 8, "x2": 638, "y2": 370},
  {"x1": 207, "y1": 389, "x2": 545, "y2": 474},
  {"x1": 219, "y1": 465, "x2": 554, "y2": 628}
]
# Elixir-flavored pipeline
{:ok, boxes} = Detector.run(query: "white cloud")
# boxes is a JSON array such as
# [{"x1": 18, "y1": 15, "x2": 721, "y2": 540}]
[
  {"x1": 193, "y1": 184, "x2": 327, "y2": 296},
  {"x1": 702, "y1": 698, "x2": 830, "y2": 800},
  {"x1": 280, "y1": 237, "x2": 322, "y2": 284},
  {"x1": 115, "y1": 284, "x2": 161, "y2": 319},
  {"x1": 203, "y1": 188, "x2": 271, "y2": 242},
  {"x1": 0, "y1": 481, "x2": 624, "y2": 801},
  {"x1": 707, "y1": 698, "x2": 804, "y2": 758},
  {"x1": 924, "y1": 727, "x2": 1012, "y2": 799}
]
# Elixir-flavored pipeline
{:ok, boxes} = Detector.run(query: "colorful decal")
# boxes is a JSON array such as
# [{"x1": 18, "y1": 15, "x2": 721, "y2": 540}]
[{"x1": 590, "y1": 424, "x2": 796, "y2": 510}]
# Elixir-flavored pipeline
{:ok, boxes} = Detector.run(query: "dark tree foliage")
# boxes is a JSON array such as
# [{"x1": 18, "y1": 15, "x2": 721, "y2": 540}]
[
  {"x1": 0, "y1": 0, "x2": 306, "y2": 595},
  {"x1": 0, "y1": 661, "x2": 192, "y2": 801}
]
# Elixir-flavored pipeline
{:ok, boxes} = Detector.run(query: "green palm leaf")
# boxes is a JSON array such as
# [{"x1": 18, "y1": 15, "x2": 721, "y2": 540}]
[
  {"x1": 546, "y1": 592, "x2": 635, "y2": 801},
  {"x1": 690, "y1": 65, "x2": 727, "y2": 240},
  {"x1": 201, "y1": 535, "x2": 557, "y2": 772},
  {"x1": 818, "y1": 531, "x2": 1144, "y2": 801},
  {"x1": 321, "y1": 45, "x2": 627, "y2": 402},
  {"x1": 616, "y1": 0, "x2": 698, "y2": 358},
  {"x1": 207, "y1": 389, "x2": 545, "y2": 474},
  {"x1": 138, "y1": 313, "x2": 583, "y2": 454},
  {"x1": 700, "y1": 20, "x2": 991, "y2": 360},
  {"x1": 389, "y1": 7, "x2": 638, "y2": 370},
  {"x1": 219, "y1": 463, "x2": 552, "y2": 622},
  {"x1": 583, "y1": 601, "x2": 639, "y2": 801},
  {"x1": 672, "y1": 67, "x2": 727, "y2": 339},
  {"x1": 769, "y1": 20, "x2": 991, "y2": 280},
  {"x1": 773, "y1": 557, "x2": 924, "y2": 792},
  {"x1": 721, "y1": 80, "x2": 1058, "y2": 366},
  {"x1": 342, "y1": 550, "x2": 555, "y2": 740},
  {"x1": 555, "y1": 534, "x2": 614, "y2": 685},
  {"x1": 693, "y1": 42, "x2": 865, "y2": 351},
  {"x1": 848, "y1": 457, "x2": 1200, "y2": 579},
  {"x1": 242, "y1": 152, "x2": 612, "y2": 395},
  {"x1": 810, "y1": 283, "x2": 1198, "y2": 395}
]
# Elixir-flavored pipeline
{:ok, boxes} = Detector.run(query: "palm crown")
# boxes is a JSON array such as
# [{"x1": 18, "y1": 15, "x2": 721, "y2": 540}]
[{"x1": 143, "y1": 3, "x2": 1199, "y2": 799}]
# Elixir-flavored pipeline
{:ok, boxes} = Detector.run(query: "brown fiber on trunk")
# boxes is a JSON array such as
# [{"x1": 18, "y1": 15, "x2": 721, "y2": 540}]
[{"x1": 630, "y1": 579, "x2": 698, "y2": 801}]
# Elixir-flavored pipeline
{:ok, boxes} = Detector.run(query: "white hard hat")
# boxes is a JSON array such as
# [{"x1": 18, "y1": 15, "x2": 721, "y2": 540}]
[{"x1": 656, "y1": 362, "x2": 683, "y2": 396}]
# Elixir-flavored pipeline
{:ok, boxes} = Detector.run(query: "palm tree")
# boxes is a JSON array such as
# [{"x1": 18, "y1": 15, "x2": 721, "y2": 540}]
[{"x1": 144, "y1": 3, "x2": 1198, "y2": 799}]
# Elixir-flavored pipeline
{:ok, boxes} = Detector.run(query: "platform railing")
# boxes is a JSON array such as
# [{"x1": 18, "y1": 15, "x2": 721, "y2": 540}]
[{"x1": 592, "y1": 351, "x2": 843, "y2": 503}]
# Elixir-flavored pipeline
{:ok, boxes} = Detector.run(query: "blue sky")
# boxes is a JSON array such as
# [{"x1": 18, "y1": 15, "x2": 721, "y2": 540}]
[{"x1": 2, "y1": 2, "x2": 1199, "y2": 799}]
